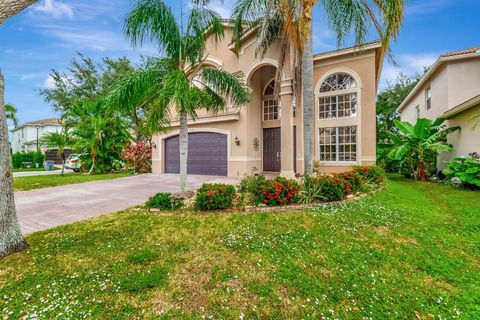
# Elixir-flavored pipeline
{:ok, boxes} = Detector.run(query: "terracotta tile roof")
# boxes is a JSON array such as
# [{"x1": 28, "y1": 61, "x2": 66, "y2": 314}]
[
  {"x1": 23, "y1": 118, "x2": 61, "y2": 126},
  {"x1": 441, "y1": 47, "x2": 480, "y2": 57}
]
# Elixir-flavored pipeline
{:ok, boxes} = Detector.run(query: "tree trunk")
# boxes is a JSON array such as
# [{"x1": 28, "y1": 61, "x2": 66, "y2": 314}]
[
  {"x1": 179, "y1": 112, "x2": 188, "y2": 192},
  {"x1": 0, "y1": 71, "x2": 28, "y2": 258},
  {"x1": 302, "y1": 19, "x2": 314, "y2": 176},
  {"x1": 418, "y1": 156, "x2": 427, "y2": 181},
  {"x1": 0, "y1": 0, "x2": 38, "y2": 25},
  {"x1": 88, "y1": 157, "x2": 95, "y2": 175},
  {"x1": 61, "y1": 154, "x2": 65, "y2": 176}
]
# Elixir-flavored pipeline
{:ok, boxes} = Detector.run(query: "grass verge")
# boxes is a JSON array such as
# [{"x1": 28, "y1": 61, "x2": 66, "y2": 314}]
[
  {"x1": 13, "y1": 172, "x2": 133, "y2": 191},
  {"x1": 1, "y1": 176, "x2": 479, "y2": 318}
]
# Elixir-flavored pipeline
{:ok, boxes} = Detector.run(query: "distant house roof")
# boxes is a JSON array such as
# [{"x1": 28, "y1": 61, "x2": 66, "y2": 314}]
[
  {"x1": 23, "y1": 118, "x2": 61, "y2": 126},
  {"x1": 441, "y1": 46, "x2": 480, "y2": 57},
  {"x1": 397, "y1": 46, "x2": 480, "y2": 113},
  {"x1": 443, "y1": 94, "x2": 480, "y2": 119},
  {"x1": 11, "y1": 118, "x2": 62, "y2": 132}
]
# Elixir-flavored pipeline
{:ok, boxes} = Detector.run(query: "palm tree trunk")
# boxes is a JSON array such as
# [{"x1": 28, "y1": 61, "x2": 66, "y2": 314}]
[
  {"x1": 61, "y1": 154, "x2": 65, "y2": 176},
  {"x1": 0, "y1": 71, "x2": 28, "y2": 257},
  {"x1": 88, "y1": 157, "x2": 96, "y2": 175},
  {"x1": 0, "y1": 0, "x2": 37, "y2": 25},
  {"x1": 179, "y1": 112, "x2": 188, "y2": 192},
  {"x1": 418, "y1": 156, "x2": 427, "y2": 181},
  {"x1": 302, "y1": 19, "x2": 314, "y2": 176}
]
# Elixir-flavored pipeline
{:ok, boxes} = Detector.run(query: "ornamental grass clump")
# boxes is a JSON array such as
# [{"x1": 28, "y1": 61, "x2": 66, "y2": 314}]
[
  {"x1": 255, "y1": 176, "x2": 300, "y2": 206},
  {"x1": 195, "y1": 183, "x2": 236, "y2": 211}
]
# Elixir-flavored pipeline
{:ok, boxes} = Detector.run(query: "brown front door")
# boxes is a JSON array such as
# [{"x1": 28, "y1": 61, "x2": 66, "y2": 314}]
[{"x1": 263, "y1": 127, "x2": 281, "y2": 172}]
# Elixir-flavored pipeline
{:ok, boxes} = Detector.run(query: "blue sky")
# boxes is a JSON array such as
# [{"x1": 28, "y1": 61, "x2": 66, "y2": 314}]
[{"x1": 1, "y1": 0, "x2": 479, "y2": 125}]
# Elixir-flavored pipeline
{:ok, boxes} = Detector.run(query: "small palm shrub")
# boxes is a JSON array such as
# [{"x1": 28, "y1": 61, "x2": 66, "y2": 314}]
[
  {"x1": 145, "y1": 192, "x2": 183, "y2": 210},
  {"x1": 443, "y1": 157, "x2": 480, "y2": 190},
  {"x1": 299, "y1": 175, "x2": 326, "y2": 204},
  {"x1": 255, "y1": 176, "x2": 300, "y2": 206},
  {"x1": 195, "y1": 183, "x2": 236, "y2": 210}
]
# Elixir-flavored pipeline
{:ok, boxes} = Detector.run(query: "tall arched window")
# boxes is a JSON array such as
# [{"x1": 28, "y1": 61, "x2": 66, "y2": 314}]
[
  {"x1": 263, "y1": 79, "x2": 280, "y2": 121},
  {"x1": 318, "y1": 72, "x2": 358, "y2": 119}
]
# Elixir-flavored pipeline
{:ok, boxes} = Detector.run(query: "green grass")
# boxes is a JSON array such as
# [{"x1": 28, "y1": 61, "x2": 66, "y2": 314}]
[
  {"x1": 1, "y1": 177, "x2": 479, "y2": 319},
  {"x1": 13, "y1": 167, "x2": 59, "y2": 172},
  {"x1": 13, "y1": 172, "x2": 133, "y2": 191}
]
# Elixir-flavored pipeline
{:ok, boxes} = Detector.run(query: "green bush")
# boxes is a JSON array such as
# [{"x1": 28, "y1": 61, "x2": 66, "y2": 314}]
[
  {"x1": 316, "y1": 176, "x2": 346, "y2": 202},
  {"x1": 12, "y1": 151, "x2": 45, "y2": 169},
  {"x1": 299, "y1": 175, "x2": 327, "y2": 204},
  {"x1": 443, "y1": 157, "x2": 480, "y2": 190},
  {"x1": 195, "y1": 183, "x2": 236, "y2": 211},
  {"x1": 145, "y1": 192, "x2": 183, "y2": 210},
  {"x1": 254, "y1": 176, "x2": 300, "y2": 207}
]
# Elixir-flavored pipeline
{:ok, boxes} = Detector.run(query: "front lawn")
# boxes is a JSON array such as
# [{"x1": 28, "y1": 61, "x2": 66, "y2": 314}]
[
  {"x1": 13, "y1": 172, "x2": 133, "y2": 191},
  {"x1": 13, "y1": 167, "x2": 59, "y2": 172},
  {"x1": 1, "y1": 177, "x2": 479, "y2": 319}
]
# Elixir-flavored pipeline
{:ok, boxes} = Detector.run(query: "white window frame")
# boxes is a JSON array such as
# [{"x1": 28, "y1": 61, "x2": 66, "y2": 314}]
[
  {"x1": 317, "y1": 73, "x2": 359, "y2": 120},
  {"x1": 262, "y1": 78, "x2": 281, "y2": 121},
  {"x1": 425, "y1": 85, "x2": 432, "y2": 110},
  {"x1": 318, "y1": 126, "x2": 358, "y2": 163}
]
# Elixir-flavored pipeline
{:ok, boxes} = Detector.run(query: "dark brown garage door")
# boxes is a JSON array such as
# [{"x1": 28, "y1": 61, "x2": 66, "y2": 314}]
[{"x1": 164, "y1": 132, "x2": 227, "y2": 176}]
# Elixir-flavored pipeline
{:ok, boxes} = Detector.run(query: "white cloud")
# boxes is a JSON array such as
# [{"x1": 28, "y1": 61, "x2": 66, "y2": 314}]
[
  {"x1": 207, "y1": 0, "x2": 235, "y2": 18},
  {"x1": 31, "y1": 0, "x2": 74, "y2": 19},
  {"x1": 20, "y1": 72, "x2": 46, "y2": 81},
  {"x1": 43, "y1": 75, "x2": 56, "y2": 89},
  {"x1": 380, "y1": 52, "x2": 439, "y2": 89}
]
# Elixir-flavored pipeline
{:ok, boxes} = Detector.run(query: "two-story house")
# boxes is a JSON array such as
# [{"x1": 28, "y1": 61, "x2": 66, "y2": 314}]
[
  {"x1": 397, "y1": 47, "x2": 480, "y2": 168},
  {"x1": 10, "y1": 118, "x2": 62, "y2": 154},
  {"x1": 152, "y1": 24, "x2": 384, "y2": 178}
]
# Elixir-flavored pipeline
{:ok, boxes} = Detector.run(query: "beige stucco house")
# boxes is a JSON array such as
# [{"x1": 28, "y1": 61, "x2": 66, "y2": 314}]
[
  {"x1": 152, "y1": 26, "x2": 384, "y2": 178},
  {"x1": 397, "y1": 47, "x2": 480, "y2": 169}
]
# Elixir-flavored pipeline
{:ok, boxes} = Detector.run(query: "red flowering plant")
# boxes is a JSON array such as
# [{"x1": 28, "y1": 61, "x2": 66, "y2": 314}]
[
  {"x1": 351, "y1": 165, "x2": 386, "y2": 184},
  {"x1": 254, "y1": 176, "x2": 300, "y2": 207},
  {"x1": 121, "y1": 142, "x2": 152, "y2": 173},
  {"x1": 195, "y1": 183, "x2": 236, "y2": 210}
]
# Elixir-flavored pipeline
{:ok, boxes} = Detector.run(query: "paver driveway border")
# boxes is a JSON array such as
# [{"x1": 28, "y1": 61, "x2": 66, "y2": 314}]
[{"x1": 14, "y1": 174, "x2": 238, "y2": 234}]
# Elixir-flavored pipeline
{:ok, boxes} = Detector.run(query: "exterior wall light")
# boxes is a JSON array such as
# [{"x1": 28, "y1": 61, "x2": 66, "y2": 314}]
[
  {"x1": 152, "y1": 142, "x2": 157, "y2": 149},
  {"x1": 234, "y1": 136, "x2": 240, "y2": 146}
]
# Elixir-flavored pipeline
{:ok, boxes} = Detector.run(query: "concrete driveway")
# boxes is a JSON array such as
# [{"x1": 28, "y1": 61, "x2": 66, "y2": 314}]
[{"x1": 15, "y1": 174, "x2": 238, "y2": 234}]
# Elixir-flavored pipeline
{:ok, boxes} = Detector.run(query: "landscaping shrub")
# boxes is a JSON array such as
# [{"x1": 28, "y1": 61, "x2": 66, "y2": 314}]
[
  {"x1": 12, "y1": 151, "x2": 45, "y2": 169},
  {"x1": 351, "y1": 165, "x2": 386, "y2": 184},
  {"x1": 319, "y1": 176, "x2": 347, "y2": 201},
  {"x1": 145, "y1": 192, "x2": 183, "y2": 210},
  {"x1": 255, "y1": 176, "x2": 300, "y2": 206},
  {"x1": 121, "y1": 142, "x2": 152, "y2": 173},
  {"x1": 195, "y1": 183, "x2": 236, "y2": 210},
  {"x1": 299, "y1": 175, "x2": 326, "y2": 204},
  {"x1": 443, "y1": 157, "x2": 480, "y2": 190}
]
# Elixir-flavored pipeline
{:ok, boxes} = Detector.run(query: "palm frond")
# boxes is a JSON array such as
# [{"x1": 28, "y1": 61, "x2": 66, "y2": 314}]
[
  {"x1": 201, "y1": 67, "x2": 251, "y2": 107},
  {"x1": 124, "y1": 0, "x2": 181, "y2": 59}
]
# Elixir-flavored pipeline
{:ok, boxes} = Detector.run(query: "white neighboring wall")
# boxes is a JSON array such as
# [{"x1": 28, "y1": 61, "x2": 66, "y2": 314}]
[
  {"x1": 11, "y1": 120, "x2": 61, "y2": 154},
  {"x1": 397, "y1": 50, "x2": 480, "y2": 169}
]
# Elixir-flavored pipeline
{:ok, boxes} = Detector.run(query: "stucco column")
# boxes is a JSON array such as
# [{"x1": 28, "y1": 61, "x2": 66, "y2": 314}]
[{"x1": 280, "y1": 78, "x2": 295, "y2": 177}]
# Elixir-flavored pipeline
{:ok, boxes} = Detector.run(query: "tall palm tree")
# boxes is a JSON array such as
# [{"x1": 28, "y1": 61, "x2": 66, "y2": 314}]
[
  {"x1": 0, "y1": 0, "x2": 37, "y2": 257},
  {"x1": 231, "y1": 0, "x2": 404, "y2": 175},
  {"x1": 108, "y1": 0, "x2": 250, "y2": 191},
  {"x1": 42, "y1": 130, "x2": 71, "y2": 175}
]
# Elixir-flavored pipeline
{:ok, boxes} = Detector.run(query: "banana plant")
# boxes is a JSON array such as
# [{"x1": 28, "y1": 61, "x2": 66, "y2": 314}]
[{"x1": 386, "y1": 118, "x2": 460, "y2": 181}]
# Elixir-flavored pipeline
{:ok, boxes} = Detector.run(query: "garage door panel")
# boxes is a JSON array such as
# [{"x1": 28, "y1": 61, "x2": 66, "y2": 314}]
[{"x1": 164, "y1": 132, "x2": 227, "y2": 176}]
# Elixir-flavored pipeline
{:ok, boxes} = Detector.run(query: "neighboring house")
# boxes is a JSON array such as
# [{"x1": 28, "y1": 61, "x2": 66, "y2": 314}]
[
  {"x1": 152, "y1": 25, "x2": 384, "y2": 178},
  {"x1": 10, "y1": 118, "x2": 62, "y2": 154},
  {"x1": 397, "y1": 46, "x2": 480, "y2": 169}
]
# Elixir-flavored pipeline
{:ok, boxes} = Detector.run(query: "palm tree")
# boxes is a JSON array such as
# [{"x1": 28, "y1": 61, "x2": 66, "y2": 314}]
[
  {"x1": 42, "y1": 130, "x2": 71, "y2": 175},
  {"x1": 231, "y1": 0, "x2": 404, "y2": 175},
  {"x1": 108, "y1": 0, "x2": 250, "y2": 191},
  {"x1": 387, "y1": 118, "x2": 460, "y2": 181},
  {"x1": 5, "y1": 103, "x2": 19, "y2": 127},
  {"x1": 0, "y1": 0, "x2": 37, "y2": 257}
]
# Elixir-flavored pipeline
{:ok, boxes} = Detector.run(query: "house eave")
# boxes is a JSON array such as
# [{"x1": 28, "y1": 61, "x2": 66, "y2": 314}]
[
  {"x1": 443, "y1": 94, "x2": 480, "y2": 119},
  {"x1": 397, "y1": 51, "x2": 480, "y2": 113},
  {"x1": 169, "y1": 112, "x2": 240, "y2": 127}
]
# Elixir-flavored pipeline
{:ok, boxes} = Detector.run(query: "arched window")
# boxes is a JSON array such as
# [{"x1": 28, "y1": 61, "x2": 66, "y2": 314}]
[
  {"x1": 263, "y1": 79, "x2": 280, "y2": 121},
  {"x1": 318, "y1": 72, "x2": 358, "y2": 119}
]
